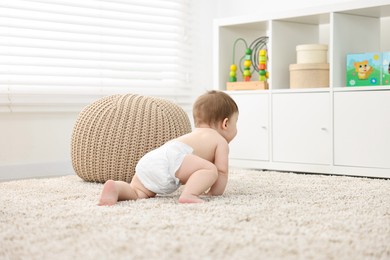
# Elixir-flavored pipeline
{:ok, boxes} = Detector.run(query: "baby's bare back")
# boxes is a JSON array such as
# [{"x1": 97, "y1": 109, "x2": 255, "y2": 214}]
[{"x1": 175, "y1": 128, "x2": 226, "y2": 163}]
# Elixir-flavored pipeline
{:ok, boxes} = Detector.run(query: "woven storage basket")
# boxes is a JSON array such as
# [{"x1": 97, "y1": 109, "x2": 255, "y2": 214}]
[{"x1": 71, "y1": 94, "x2": 192, "y2": 183}]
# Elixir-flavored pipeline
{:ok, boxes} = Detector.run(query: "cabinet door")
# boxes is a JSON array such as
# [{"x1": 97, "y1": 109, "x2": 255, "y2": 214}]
[
  {"x1": 334, "y1": 91, "x2": 390, "y2": 168},
  {"x1": 272, "y1": 92, "x2": 330, "y2": 164},
  {"x1": 229, "y1": 93, "x2": 269, "y2": 161}
]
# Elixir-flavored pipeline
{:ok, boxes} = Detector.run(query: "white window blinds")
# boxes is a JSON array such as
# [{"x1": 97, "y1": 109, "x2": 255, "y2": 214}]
[{"x1": 0, "y1": 0, "x2": 192, "y2": 112}]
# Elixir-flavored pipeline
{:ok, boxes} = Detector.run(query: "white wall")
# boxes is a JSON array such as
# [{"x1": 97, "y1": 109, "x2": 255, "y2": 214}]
[
  {"x1": 0, "y1": 112, "x2": 79, "y2": 180},
  {"x1": 0, "y1": 113, "x2": 76, "y2": 163},
  {"x1": 190, "y1": 0, "x2": 218, "y2": 98},
  {"x1": 0, "y1": 0, "x2": 363, "y2": 180},
  {"x1": 215, "y1": 0, "x2": 358, "y2": 17}
]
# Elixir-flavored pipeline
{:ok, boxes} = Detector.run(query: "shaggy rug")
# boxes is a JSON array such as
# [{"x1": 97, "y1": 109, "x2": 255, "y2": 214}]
[{"x1": 0, "y1": 169, "x2": 389, "y2": 260}]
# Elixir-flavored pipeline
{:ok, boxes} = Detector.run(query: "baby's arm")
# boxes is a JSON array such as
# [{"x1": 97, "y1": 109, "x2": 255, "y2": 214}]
[{"x1": 207, "y1": 142, "x2": 229, "y2": 196}]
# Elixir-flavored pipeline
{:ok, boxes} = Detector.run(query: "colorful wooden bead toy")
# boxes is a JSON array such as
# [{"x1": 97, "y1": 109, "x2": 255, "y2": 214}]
[
  {"x1": 229, "y1": 36, "x2": 268, "y2": 83},
  {"x1": 258, "y1": 49, "x2": 267, "y2": 81}
]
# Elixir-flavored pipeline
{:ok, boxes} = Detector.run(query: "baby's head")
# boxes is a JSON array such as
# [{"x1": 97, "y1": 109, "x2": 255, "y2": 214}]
[{"x1": 193, "y1": 90, "x2": 238, "y2": 128}]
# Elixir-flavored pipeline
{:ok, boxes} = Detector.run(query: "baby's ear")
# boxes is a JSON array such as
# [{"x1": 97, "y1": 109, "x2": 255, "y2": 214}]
[{"x1": 222, "y1": 118, "x2": 229, "y2": 128}]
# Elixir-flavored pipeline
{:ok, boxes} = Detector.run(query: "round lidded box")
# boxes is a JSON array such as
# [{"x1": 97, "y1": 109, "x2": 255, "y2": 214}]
[
  {"x1": 289, "y1": 63, "x2": 329, "y2": 89},
  {"x1": 296, "y1": 44, "x2": 328, "y2": 64}
]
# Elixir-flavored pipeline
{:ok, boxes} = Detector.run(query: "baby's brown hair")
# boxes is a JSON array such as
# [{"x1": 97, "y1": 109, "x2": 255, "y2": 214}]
[{"x1": 193, "y1": 90, "x2": 238, "y2": 127}]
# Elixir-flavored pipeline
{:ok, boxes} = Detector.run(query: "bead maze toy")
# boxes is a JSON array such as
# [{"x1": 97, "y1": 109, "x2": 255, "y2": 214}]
[{"x1": 227, "y1": 36, "x2": 269, "y2": 90}]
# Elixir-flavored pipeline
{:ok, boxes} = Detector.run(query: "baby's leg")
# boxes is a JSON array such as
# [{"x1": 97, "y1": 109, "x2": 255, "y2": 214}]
[
  {"x1": 98, "y1": 180, "x2": 138, "y2": 206},
  {"x1": 175, "y1": 154, "x2": 218, "y2": 203},
  {"x1": 98, "y1": 175, "x2": 156, "y2": 206}
]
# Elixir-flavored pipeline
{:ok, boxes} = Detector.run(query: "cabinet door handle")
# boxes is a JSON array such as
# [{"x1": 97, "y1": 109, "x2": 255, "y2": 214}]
[
  {"x1": 261, "y1": 126, "x2": 267, "y2": 130},
  {"x1": 321, "y1": 127, "x2": 327, "y2": 131}
]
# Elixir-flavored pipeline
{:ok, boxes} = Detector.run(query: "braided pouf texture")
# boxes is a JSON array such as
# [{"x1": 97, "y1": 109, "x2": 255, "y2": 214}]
[{"x1": 71, "y1": 94, "x2": 192, "y2": 183}]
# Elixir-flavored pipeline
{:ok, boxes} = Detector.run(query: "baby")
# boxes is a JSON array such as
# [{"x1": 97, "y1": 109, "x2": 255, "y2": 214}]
[{"x1": 98, "y1": 90, "x2": 239, "y2": 204}]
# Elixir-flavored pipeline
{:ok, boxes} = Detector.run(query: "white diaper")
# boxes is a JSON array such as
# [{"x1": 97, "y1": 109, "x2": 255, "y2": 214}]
[{"x1": 135, "y1": 140, "x2": 193, "y2": 194}]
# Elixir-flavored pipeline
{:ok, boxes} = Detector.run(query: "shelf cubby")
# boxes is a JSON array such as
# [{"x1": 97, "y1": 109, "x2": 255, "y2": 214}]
[
  {"x1": 214, "y1": 20, "x2": 269, "y2": 90},
  {"x1": 270, "y1": 13, "x2": 330, "y2": 90}
]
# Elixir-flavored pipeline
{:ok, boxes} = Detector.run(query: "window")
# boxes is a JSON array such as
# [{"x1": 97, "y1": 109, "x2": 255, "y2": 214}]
[{"x1": 0, "y1": 0, "x2": 192, "y2": 112}]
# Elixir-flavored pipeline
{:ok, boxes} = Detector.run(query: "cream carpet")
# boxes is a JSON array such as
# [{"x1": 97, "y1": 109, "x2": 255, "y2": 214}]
[{"x1": 1, "y1": 168, "x2": 389, "y2": 260}]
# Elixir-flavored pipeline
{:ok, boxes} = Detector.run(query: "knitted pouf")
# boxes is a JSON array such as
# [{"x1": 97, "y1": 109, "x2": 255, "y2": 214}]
[{"x1": 71, "y1": 94, "x2": 192, "y2": 183}]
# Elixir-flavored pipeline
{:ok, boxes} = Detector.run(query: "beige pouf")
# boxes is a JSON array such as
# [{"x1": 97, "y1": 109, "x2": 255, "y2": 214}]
[{"x1": 71, "y1": 94, "x2": 192, "y2": 183}]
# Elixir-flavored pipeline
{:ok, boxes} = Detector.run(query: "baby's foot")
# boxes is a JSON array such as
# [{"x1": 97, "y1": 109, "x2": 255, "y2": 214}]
[
  {"x1": 178, "y1": 194, "x2": 205, "y2": 204},
  {"x1": 98, "y1": 180, "x2": 119, "y2": 206}
]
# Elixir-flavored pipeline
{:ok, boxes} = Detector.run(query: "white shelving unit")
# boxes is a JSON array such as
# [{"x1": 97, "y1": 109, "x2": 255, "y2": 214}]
[{"x1": 213, "y1": 0, "x2": 390, "y2": 178}]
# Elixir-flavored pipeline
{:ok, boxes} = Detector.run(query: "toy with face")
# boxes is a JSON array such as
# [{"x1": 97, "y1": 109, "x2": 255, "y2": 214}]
[{"x1": 354, "y1": 60, "x2": 373, "y2": 80}]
